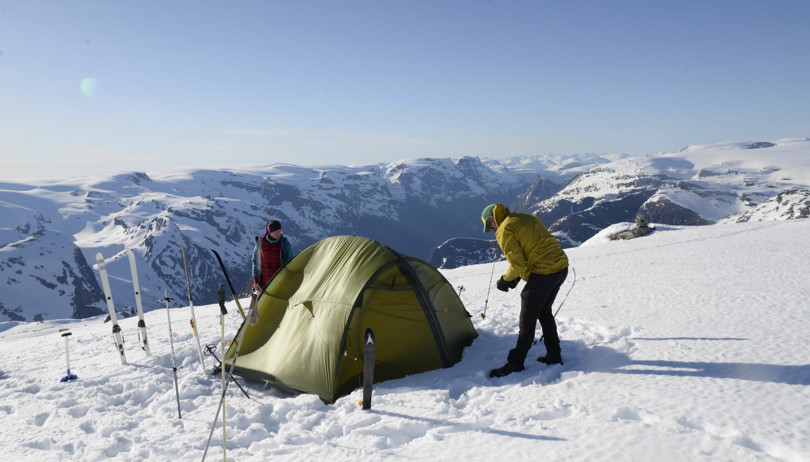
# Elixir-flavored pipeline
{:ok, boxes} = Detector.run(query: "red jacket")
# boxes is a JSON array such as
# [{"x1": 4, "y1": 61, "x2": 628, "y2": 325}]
[{"x1": 252, "y1": 234, "x2": 294, "y2": 288}]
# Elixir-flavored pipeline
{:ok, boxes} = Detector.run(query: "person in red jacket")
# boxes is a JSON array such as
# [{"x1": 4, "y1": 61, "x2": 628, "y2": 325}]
[{"x1": 252, "y1": 220, "x2": 294, "y2": 290}]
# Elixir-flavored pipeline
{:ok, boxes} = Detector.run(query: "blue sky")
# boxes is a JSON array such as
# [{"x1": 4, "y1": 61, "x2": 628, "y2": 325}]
[{"x1": 1, "y1": 0, "x2": 808, "y2": 180}]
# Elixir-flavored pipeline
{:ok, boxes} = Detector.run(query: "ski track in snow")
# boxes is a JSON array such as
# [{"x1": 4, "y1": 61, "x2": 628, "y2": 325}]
[{"x1": 1, "y1": 220, "x2": 809, "y2": 461}]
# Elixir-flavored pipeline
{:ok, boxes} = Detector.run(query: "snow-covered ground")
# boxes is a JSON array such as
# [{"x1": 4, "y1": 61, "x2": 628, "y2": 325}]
[{"x1": 1, "y1": 219, "x2": 808, "y2": 461}]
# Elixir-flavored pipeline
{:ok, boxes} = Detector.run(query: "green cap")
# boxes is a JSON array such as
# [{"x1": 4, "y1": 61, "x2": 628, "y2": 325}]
[{"x1": 481, "y1": 204, "x2": 496, "y2": 233}]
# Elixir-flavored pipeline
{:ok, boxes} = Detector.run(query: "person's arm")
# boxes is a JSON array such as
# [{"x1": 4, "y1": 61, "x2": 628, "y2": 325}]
[
  {"x1": 281, "y1": 239, "x2": 294, "y2": 266},
  {"x1": 498, "y1": 225, "x2": 526, "y2": 281}
]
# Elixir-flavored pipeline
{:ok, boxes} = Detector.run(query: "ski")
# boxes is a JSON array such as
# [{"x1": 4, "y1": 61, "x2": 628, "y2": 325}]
[
  {"x1": 362, "y1": 328, "x2": 376, "y2": 410},
  {"x1": 126, "y1": 249, "x2": 150, "y2": 356},
  {"x1": 211, "y1": 249, "x2": 246, "y2": 319},
  {"x1": 96, "y1": 252, "x2": 128, "y2": 365},
  {"x1": 178, "y1": 243, "x2": 206, "y2": 373}
]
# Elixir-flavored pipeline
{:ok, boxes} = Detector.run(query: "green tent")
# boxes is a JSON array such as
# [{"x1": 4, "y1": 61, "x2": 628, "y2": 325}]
[{"x1": 223, "y1": 235, "x2": 478, "y2": 403}]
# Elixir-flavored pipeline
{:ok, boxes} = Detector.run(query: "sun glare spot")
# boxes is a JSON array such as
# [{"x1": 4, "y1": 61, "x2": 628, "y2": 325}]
[{"x1": 80, "y1": 78, "x2": 99, "y2": 98}]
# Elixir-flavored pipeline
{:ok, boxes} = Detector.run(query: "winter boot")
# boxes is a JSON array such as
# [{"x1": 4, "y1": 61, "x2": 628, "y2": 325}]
[
  {"x1": 488, "y1": 362, "x2": 525, "y2": 378},
  {"x1": 537, "y1": 353, "x2": 564, "y2": 365}
]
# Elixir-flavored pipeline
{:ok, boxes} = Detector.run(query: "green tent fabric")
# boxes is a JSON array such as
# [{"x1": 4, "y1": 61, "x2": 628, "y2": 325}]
[{"x1": 223, "y1": 235, "x2": 478, "y2": 403}]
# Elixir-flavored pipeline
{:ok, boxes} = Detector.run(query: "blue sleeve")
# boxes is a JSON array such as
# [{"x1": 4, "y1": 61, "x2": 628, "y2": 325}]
[{"x1": 281, "y1": 239, "x2": 294, "y2": 266}]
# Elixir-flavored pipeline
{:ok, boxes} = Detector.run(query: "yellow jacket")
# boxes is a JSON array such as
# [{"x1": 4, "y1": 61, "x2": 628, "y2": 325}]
[{"x1": 491, "y1": 203, "x2": 568, "y2": 281}]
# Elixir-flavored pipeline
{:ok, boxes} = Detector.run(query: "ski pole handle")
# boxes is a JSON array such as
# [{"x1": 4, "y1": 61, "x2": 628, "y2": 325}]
[
  {"x1": 62, "y1": 332, "x2": 72, "y2": 369},
  {"x1": 217, "y1": 284, "x2": 228, "y2": 316}
]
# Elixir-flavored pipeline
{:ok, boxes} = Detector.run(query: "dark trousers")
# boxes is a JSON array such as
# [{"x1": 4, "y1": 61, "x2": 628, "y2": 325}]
[{"x1": 507, "y1": 267, "x2": 568, "y2": 366}]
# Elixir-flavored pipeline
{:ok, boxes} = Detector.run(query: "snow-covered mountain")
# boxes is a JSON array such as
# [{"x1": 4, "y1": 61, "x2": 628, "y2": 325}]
[
  {"x1": 2, "y1": 139, "x2": 808, "y2": 321},
  {"x1": 1, "y1": 157, "x2": 545, "y2": 322},
  {"x1": 526, "y1": 138, "x2": 810, "y2": 247}
]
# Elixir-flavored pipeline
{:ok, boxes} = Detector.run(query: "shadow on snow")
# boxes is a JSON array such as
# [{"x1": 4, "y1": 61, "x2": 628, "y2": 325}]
[
  {"x1": 569, "y1": 340, "x2": 810, "y2": 386},
  {"x1": 373, "y1": 410, "x2": 566, "y2": 442}
]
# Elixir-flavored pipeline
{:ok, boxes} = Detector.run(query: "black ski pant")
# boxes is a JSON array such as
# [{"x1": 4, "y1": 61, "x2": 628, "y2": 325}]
[{"x1": 506, "y1": 267, "x2": 568, "y2": 366}]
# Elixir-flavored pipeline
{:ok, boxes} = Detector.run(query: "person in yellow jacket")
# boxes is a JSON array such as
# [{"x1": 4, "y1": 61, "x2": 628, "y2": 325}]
[{"x1": 481, "y1": 203, "x2": 569, "y2": 378}]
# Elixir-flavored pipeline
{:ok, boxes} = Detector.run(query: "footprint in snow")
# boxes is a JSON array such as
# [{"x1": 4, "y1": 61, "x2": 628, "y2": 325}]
[{"x1": 32, "y1": 412, "x2": 49, "y2": 426}]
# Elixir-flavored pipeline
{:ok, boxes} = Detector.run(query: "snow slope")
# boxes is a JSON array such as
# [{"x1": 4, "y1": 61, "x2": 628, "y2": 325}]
[
  {"x1": 671, "y1": 138, "x2": 810, "y2": 185},
  {"x1": 1, "y1": 219, "x2": 808, "y2": 461}
]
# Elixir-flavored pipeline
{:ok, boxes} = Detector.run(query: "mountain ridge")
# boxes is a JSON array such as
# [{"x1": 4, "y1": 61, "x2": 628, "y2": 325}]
[{"x1": 1, "y1": 139, "x2": 808, "y2": 321}]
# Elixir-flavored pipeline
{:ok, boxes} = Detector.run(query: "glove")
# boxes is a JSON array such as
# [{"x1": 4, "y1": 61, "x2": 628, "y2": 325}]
[{"x1": 496, "y1": 276, "x2": 520, "y2": 292}]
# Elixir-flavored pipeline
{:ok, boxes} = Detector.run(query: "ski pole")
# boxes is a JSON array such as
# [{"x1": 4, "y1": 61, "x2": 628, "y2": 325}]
[
  {"x1": 481, "y1": 247, "x2": 497, "y2": 319},
  {"x1": 202, "y1": 282, "x2": 259, "y2": 461},
  {"x1": 161, "y1": 290, "x2": 182, "y2": 419},
  {"x1": 59, "y1": 329, "x2": 78, "y2": 382},
  {"x1": 536, "y1": 266, "x2": 577, "y2": 344},
  {"x1": 178, "y1": 243, "x2": 206, "y2": 374},
  {"x1": 202, "y1": 286, "x2": 235, "y2": 461},
  {"x1": 203, "y1": 344, "x2": 250, "y2": 399},
  {"x1": 218, "y1": 285, "x2": 227, "y2": 461}
]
